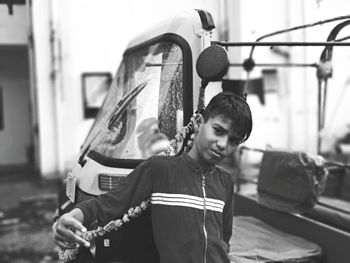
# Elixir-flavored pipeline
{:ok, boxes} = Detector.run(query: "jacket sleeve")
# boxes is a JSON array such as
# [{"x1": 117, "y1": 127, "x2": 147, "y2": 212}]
[
  {"x1": 222, "y1": 174, "x2": 234, "y2": 250},
  {"x1": 76, "y1": 156, "x2": 156, "y2": 229}
]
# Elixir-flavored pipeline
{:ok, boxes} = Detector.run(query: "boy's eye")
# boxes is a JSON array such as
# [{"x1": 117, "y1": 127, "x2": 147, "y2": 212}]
[
  {"x1": 213, "y1": 127, "x2": 224, "y2": 135},
  {"x1": 229, "y1": 138, "x2": 239, "y2": 146},
  {"x1": 228, "y1": 135, "x2": 242, "y2": 146}
]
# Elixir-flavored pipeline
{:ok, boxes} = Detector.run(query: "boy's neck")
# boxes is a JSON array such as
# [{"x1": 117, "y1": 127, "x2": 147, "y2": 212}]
[{"x1": 187, "y1": 148, "x2": 214, "y2": 172}]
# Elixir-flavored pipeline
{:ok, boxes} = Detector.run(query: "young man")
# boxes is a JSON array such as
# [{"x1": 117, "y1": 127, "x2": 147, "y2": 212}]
[{"x1": 53, "y1": 91, "x2": 252, "y2": 263}]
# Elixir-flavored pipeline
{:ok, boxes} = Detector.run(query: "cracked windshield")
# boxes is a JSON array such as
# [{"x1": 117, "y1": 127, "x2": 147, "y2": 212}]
[{"x1": 84, "y1": 41, "x2": 184, "y2": 160}]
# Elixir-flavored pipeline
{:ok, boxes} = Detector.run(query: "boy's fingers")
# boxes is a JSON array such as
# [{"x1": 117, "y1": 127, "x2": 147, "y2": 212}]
[
  {"x1": 74, "y1": 229, "x2": 86, "y2": 238},
  {"x1": 54, "y1": 231, "x2": 79, "y2": 249},
  {"x1": 70, "y1": 232, "x2": 90, "y2": 247},
  {"x1": 60, "y1": 216, "x2": 86, "y2": 233},
  {"x1": 56, "y1": 225, "x2": 90, "y2": 247},
  {"x1": 54, "y1": 230, "x2": 75, "y2": 247},
  {"x1": 54, "y1": 215, "x2": 89, "y2": 247},
  {"x1": 55, "y1": 226, "x2": 90, "y2": 248}
]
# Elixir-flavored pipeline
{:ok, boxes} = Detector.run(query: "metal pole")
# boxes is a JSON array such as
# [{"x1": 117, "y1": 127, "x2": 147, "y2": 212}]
[
  {"x1": 229, "y1": 62, "x2": 318, "y2": 68},
  {"x1": 212, "y1": 41, "x2": 350, "y2": 47}
]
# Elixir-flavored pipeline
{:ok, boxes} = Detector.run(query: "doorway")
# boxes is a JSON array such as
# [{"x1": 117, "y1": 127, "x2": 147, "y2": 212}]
[{"x1": 0, "y1": 46, "x2": 36, "y2": 177}]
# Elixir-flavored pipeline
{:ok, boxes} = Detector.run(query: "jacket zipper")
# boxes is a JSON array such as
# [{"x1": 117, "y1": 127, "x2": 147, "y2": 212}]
[{"x1": 201, "y1": 174, "x2": 207, "y2": 263}]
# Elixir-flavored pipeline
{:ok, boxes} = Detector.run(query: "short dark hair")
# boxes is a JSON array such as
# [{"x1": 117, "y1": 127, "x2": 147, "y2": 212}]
[{"x1": 202, "y1": 92, "x2": 252, "y2": 144}]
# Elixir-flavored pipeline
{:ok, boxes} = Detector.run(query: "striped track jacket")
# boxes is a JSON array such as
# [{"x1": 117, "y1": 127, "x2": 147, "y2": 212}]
[{"x1": 77, "y1": 152, "x2": 234, "y2": 263}]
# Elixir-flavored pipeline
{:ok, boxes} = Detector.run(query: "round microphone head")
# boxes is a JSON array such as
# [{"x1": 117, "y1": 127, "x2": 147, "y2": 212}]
[{"x1": 196, "y1": 45, "x2": 229, "y2": 81}]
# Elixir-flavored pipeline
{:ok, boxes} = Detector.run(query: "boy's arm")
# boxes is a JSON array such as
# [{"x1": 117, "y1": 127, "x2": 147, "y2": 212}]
[
  {"x1": 53, "y1": 156, "x2": 159, "y2": 249},
  {"x1": 53, "y1": 208, "x2": 91, "y2": 249},
  {"x1": 222, "y1": 176, "x2": 234, "y2": 251},
  {"x1": 76, "y1": 156, "x2": 156, "y2": 229}
]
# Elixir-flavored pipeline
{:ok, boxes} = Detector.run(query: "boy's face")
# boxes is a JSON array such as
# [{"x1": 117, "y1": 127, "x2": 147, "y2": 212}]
[{"x1": 194, "y1": 115, "x2": 240, "y2": 166}]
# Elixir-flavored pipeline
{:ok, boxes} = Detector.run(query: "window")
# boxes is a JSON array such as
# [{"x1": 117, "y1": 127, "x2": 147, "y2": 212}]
[
  {"x1": 83, "y1": 38, "x2": 189, "y2": 161},
  {"x1": 82, "y1": 72, "x2": 112, "y2": 118}
]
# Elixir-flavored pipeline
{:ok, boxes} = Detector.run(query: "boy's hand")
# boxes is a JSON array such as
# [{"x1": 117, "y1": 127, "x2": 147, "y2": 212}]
[{"x1": 53, "y1": 208, "x2": 90, "y2": 249}]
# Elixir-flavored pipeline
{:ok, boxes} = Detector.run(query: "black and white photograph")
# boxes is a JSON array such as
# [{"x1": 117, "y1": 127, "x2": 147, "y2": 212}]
[{"x1": 0, "y1": 0, "x2": 349, "y2": 262}]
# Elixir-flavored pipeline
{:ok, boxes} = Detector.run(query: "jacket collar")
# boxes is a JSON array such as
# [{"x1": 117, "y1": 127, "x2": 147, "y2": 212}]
[{"x1": 181, "y1": 152, "x2": 216, "y2": 175}]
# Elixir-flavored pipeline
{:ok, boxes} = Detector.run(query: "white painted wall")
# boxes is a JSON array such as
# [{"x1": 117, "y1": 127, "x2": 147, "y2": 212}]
[
  {"x1": 31, "y1": 0, "x2": 59, "y2": 176},
  {"x1": 0, "y1": 4, "x2": 27, "y2": 45}
]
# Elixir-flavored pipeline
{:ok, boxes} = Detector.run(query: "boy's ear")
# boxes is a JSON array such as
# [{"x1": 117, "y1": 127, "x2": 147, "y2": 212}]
[{"x1": 192, "y1": 114, "x2": 204, "y2": 133}]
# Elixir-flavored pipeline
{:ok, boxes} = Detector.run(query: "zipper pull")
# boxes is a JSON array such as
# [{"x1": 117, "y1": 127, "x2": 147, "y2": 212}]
[{"x1": 201, "y1": 174, "x2": 206, "y2": 188}]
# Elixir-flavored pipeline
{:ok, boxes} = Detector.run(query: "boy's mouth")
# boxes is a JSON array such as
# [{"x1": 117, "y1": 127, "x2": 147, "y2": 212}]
[{"x1": 210, "y1": 149, "x2": 223, "y2": 159}]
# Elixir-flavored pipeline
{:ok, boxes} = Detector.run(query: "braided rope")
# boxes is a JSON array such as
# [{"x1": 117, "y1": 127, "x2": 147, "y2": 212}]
[{"x1": 57, "y1": 199, "x2": 150, "y2": 262}]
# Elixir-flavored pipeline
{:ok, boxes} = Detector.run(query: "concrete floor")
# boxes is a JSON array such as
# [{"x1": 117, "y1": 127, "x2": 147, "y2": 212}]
[{"x1": 0, "y1": 173, "x2": 63, "y2": 263}]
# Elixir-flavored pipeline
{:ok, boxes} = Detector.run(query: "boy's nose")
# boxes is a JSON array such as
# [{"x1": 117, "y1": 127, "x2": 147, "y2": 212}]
[{"x1": 216, "y1": 136, "x2": 228, "y2": 150}]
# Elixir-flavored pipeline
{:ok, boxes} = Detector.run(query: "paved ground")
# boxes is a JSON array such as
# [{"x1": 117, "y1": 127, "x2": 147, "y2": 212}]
[{"x1": 0, "y1": 174, "x2": 63, "y2": 263}]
